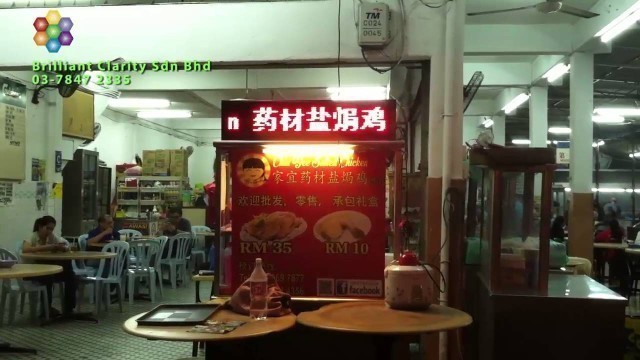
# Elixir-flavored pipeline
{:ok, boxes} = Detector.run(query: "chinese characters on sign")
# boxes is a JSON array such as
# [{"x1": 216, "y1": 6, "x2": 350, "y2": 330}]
[
  {"x1": 221, "y1": 100, "x2": 396, "y2": 141},
  {"x1": 0, "y1": 77, "x2": 27, "y2": 181},
  {"x1": 251, "y1": 106, "x2": 387, "y2": 132},
  {"x1": 231, "y1": 150, "x2": 386, "y2": 297}
]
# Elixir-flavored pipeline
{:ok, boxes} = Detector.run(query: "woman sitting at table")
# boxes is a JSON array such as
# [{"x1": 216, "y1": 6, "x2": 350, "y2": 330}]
[
  {"x1": 22, "y1": 216, "x2": 77, "y2": 317},
  {"x1": 595, "y1": 219, "x2": 627, "y2": 290}
]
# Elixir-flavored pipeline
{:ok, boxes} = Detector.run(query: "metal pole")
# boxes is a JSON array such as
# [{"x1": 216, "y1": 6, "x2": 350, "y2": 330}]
[{"x1": 633, "y1": 141, "x2": 636, "y2": 222}]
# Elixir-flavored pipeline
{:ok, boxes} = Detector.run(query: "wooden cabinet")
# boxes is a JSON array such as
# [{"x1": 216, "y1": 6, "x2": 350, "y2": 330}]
[{"x1": 62, "y1": 90, "x2": 94, "y2": 140}]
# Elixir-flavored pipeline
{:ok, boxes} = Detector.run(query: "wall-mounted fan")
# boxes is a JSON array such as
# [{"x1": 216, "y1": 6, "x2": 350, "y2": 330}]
[{"x1": 468, "y1": 1, "x2": 599, "y2": 19}]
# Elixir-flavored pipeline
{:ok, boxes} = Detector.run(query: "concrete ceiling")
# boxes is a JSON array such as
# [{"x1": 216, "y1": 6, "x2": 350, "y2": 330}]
[{"x1": 466, "y1": 0, "x2": 601, "y2": 24}]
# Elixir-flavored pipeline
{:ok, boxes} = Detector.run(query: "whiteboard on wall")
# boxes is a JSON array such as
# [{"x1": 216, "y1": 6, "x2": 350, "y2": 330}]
[{"x1": 0, "y1": 77, "x2": 26, "y2": 181}]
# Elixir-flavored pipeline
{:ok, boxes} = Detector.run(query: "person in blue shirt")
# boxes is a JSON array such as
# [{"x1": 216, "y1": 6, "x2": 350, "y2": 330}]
[{"x1": 87, "y1": 214, "x2": 120, "y2": 251}]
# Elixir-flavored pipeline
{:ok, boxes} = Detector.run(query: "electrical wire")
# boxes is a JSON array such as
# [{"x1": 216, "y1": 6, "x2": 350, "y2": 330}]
[
  {"x1": 360, "y1": 0, "x2": 406, "y2": 74},
  {"x1": 418, "y1": 0, "x2": 446, "y2": 8}
]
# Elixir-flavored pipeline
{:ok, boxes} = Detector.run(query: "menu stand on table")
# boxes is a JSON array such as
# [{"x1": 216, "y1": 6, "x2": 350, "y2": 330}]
[{"x1": 0, "y1": 264, "x2": 63, "y2": 354}]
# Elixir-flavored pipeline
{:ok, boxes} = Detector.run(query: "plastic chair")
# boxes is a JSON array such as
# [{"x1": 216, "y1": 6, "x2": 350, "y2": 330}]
[
  {"x1": 126, "y1": 239, "x2": 162, "y2": 304},
  {"x1": 159, "y1": 234, "x2": 193, "y2": 289},
  {"x1": 0, "y1": 248, "x2": 49, "y2": 325},
  {"x1": 190, "y1": 226, "x2": 211, "y2": 271},
  {"x1": 79, "y1": 241, "x2": 130, "y2": 314},
  {"x1": 71, "y1": 234, "x2": 95, "y2": 277},
  {"x1": 118, "y1": 229, "x2": 142, "y2": 239},
  {"x1": 15, "y1": 241, "x2": 64, "y2": 313}
]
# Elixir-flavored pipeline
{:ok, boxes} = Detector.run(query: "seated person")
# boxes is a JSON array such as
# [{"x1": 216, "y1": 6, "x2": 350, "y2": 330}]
[
  {"x1": 86, "y1": 214, "x2": 120, "y2": 277},
  {"x1": 595, "y1": 219, "x2": 627, "y2": 291},
  {"x1": 22, "y1": 216, "x2": 77, "y2": 317},
  {"x1": 87, "y1": 214, "x2": 120, "y2": 251},
  {"x1": 162, "y1": 207, "x2": 192, "y2": 258},
  {"x1": 550, "y1": 216, "x2": 566, "y2": 242}
]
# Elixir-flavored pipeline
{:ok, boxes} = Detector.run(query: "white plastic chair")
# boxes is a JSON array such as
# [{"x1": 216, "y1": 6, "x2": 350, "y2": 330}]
[
  {"x1": 79, "y1": 241, "x2": 129, "y2": 314},
  {"x1": 71, "y1": 234, "x2": 95, "y2": 277},
  {"x1": 190, "y1": 226, "x2": 210, "y2": 270},
  {"x1": 15, "y1": 241, "x2": 63, "y2": 314},
  {"x1": 127, "y1": 239, "x2": 162, "y2": 304},
  {"x1": 159, "y1": 234, "x2": 193, "y2": 289},
  {"x1": 118, "y1": 229, "x2": 142, "y2": 239},
  {"x1": 0, "y1": 249, "x2": 49, "y2": 325}
]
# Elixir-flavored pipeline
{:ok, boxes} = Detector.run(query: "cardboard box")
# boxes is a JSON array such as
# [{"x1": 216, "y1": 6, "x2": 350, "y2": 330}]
[
  {"x1": 142, "y1": 150, "x2": 155, "y2": 175},
  {"x1": 169, "y1": 149, "x2": 188, "y2": 177},
  {"x1": 153, "y1": 150, "x2": 171, "y2": 175}
]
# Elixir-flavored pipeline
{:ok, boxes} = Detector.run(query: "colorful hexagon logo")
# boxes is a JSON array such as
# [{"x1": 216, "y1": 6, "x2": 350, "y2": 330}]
[{"x1": 34, "y1": 10, "x2": 73, "y2": 53}]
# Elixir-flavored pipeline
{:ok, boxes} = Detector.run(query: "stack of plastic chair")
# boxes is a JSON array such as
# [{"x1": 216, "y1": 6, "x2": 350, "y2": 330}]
[
  {"x1": 0, "y1": 248, "x2": 49, "y2": 324},
  {"x1": 159, "y1": 234, "x2": 192, "y2": 289},
  {"x1": 190, "y1": 226, "x2": 210, "y2": 271},
  {"x1": 127, "y1": 239, "x2": 162, "y2": 304}
]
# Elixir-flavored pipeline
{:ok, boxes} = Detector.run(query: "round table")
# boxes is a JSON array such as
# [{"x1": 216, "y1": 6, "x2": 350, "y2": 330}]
[
  {"x1": 297, "y1": 301, "x2": 472, "y2": 360},
  {"x1": 124, "y1": 309, "x2": 296, "y2": 342},
  {"x1": 0, "y1": 264, "x2": 62, "y2": 279},
  {"x1": 0, "y1": 264, "x2": 62, "y2": 355},
  {"x1": 21, "y1": 251, "x2": 116, "y2": 261}
]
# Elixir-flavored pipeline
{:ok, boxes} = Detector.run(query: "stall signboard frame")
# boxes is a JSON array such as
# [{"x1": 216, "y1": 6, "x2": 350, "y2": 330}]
[{"x1": 216, "y1": 99, "x2": 401, "y2": 298}]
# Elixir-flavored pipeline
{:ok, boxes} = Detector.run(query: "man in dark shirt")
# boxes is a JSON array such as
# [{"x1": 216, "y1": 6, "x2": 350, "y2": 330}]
[
  {"x1": 162, "y1": 207, "x2": 192, "y2": 258},
  {"x1": 87, "y1": 214, "x2": 120, "y2": 251}
]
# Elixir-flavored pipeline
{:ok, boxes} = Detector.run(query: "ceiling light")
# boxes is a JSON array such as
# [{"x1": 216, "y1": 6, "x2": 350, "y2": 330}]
[
  {"x1": 511, "y1": 139, "x2": 531, "y2": 145},
  {"x1": 502, "y1": 93, "x2": 530, "y2": 115},
  {"x1": 546, "y1": 140, "x2": 551, "y2": 145},
  {"x1": 137, "y1": 110, "x2": 192, "y2": 119},
  {"x1": 594, "y1": 107, "x2": 640, "y2": 116},
  {"x1": 596, "y1": 1, "x2": 640, "y2": 42},
  {"x1": 592, "y1": 115, "x2": 625, "y2": 124},
  {"x1": 564, "y1": 187, "x2": 571, "y2": 192},
  {"x1": 543, "y1": 63, "x2": 570, "y2": 82},
  {"x1": 482, "y1": 118, "x2": 494, "y2": 128},
  {"x1": 592, "y1": 140, "x2": 605, "y2": 147},
  {"x1": 548, "y1": 127, "x2": 571, "y2": 134},
  {"x1": 109, "y1": 98, "x2": 171, "y2": 108},
  {"x1": 326, "y1": 87, "x2": 388, "y2": 101},
  {"x1": 630, "y1": 152, "x2": 640, "y2": 158}
]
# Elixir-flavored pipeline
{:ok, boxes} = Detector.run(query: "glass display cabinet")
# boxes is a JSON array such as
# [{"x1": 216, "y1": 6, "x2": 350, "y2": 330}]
[
  {"x1": 62, "y1": 149, "x2": 102, "y2": 236},
  {"x1": 468, "y1": 147, "x2": 556, "y2": 294}
]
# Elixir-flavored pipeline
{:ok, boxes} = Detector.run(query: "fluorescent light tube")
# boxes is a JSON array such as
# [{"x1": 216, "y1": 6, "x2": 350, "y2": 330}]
[
  {"x1": 592, "y1": 115, "x2": 625, "y2": 124},
  {"x1": 596, "y1": 1, "x2": 640, "y2": 37},
  {"x1": 543, "y1": 64, "x2": 570, "y2": 82},
  {"x1": 511, "y1": 139, "x2": 531, "y2": 145},
  {"x1": 548, "y1": 127, "x2": 571, "y2": 135},
  {"x1": 326, "y1": 87, "x2": 388, "y2": 101},
  {"x1": 482, "y1": 118, "x2": 494, "y2": 128},
  {"x1": 594, "y1": 107, "x2": 640, "y2": 116},
  {"x1": 630, "y1": 152, "x2": 640, "y2": 158},
  {"x1": 137, "y1": 110, "x2": 192, "y2": 119},
  {"x1": 592, "y1": 140, "x2": 605, "y2": 147},
  {"x1": 109, "y1": 98, "x2": 171, "y2": 108},
  {"x1": 597, "y1": 1, "x2": 640, "y2": 42},
  {"x1": 564, "y1": 188, "x2": 571, "y2": 192},
  {"x1": 502, "y1": 93, "x2": 530, "y2": 115}
]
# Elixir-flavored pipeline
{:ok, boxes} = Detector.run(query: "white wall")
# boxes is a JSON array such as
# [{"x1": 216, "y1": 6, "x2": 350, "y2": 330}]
[{"x1": 0, "y1": 89, "x2": 55, "y2": 252}]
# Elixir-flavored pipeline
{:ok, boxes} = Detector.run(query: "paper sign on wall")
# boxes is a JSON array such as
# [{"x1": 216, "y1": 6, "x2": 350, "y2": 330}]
[{"x1": 0, "y1": 182, "x2": 14, "y2": 206}]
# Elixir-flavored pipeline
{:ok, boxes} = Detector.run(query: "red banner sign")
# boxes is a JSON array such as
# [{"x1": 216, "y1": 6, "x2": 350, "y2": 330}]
[
  {"x1": 221, "y1": 100, "x2": 396, "y2": 141},
  {"x1": 230, "y1": 149, "x2": 386, "y2": 297}
]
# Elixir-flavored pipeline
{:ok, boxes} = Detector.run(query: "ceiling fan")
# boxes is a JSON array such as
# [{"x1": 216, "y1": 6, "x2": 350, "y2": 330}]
[{"x1": 467, "y1": 0, "x2": 599, "y2": 19}]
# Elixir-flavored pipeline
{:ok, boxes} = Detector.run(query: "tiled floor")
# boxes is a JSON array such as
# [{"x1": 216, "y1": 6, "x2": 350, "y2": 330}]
[{"x1": 0, "y1": 280, "x2": 209, "y2": 360}]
